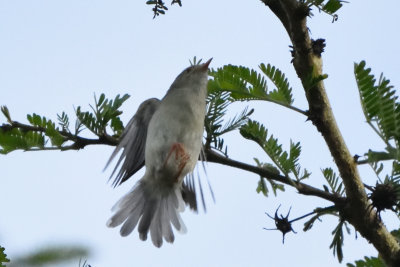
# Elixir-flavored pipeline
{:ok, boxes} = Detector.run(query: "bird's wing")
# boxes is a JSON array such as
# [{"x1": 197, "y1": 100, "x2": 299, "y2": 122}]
[{"x1": 105, "y1": 98, "x2": 161, "y2": 187}]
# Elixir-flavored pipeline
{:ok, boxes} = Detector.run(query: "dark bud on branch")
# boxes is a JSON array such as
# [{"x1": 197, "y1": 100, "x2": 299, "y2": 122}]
[
  {"x1": 367, "y1": 181, "x2": 400, "y2": 220},
  {"x1": 311, "y1": 38, "x2": 326, "y2": 57},
  {"x1": 264, "y1": 205, "x2": 296, "y2": 243}
]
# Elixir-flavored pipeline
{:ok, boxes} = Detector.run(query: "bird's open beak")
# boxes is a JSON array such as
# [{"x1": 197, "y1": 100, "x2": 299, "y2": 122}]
[{"x1": 201, "y1": 58, "x2": 213, "y2": 70}]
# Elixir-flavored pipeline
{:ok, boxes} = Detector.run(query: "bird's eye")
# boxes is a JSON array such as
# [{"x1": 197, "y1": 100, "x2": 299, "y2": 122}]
[{"x1": 185, "y1": 67, "x2": 193, "y2": 73}]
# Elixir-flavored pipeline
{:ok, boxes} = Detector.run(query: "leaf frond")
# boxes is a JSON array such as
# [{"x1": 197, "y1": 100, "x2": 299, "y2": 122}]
[
  {"x1": 1, "y1": 106, "x2": 12, "y2": 123},
  {"x1": 346, "y1": 256, "x2": 386, "y2": 267},
  {"x1": 303, "y1": 206, "x2": 339, "y2": 231},
  {"x1": 254, "y1": 158, "x2": 284, "y2": 197},
  {"x1": 355, "y1": 61, "x2": 400, "y2": 146},
  {"x1": 0, "y1": 128, "x2": 45, "y2": 154},
  {"x1": 205, "y1": 91, "x2": 252, "y2": 154},
  {"x1": 57, "y1": 112, "x2": 70, "y2": 132},
  {"x1": 330, "y1": 220, "x2": 350, "y2": 263},
  {"x1": 0, "y1": 246, "x2": 10, "y2": 267},
  {"x1": 209, "y1": 64, "x2": 294, "y2": 106},
  {"x1": 305, "y1": 0, "x2": 346, "y2": 17},
  {"x1": 240, "y1": 120, "x2": 308, "y2": 180},
  {"x1": 259, "y1": 63, "x2": 293, "y2": 105},
  {"x1": 75, "y1": 93, "x2": 129, "y2": 136},
  {"x1": 322, "y1": 168, "x2": 345, "y2": 196}
]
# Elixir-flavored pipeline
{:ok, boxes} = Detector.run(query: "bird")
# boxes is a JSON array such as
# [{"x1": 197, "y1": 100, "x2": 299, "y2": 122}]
[{"x1": 105, "y1": 58, "x2": 212, "y2": 247}]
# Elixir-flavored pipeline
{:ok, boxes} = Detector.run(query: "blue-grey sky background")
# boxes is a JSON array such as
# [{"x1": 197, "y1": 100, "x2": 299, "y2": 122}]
[{"x1": 1, "y1": 1, "x2": 399, "y2": 266}]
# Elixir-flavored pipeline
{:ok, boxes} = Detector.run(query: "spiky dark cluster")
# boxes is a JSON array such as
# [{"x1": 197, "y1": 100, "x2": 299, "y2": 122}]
[
  {"x1": 171, "y1": 0, "x2": 182, "y2": 6},
  {"x1": 274, "y1": 212, "x2": 293, "y2": 236},
  {"x1": 311, "y1": 38, "x2": 326, "y2": 57},
  {"x1": 289, "y1": 38, "x2": 326, "y2": 62},
  {"x1": 264, "y1": 206, "x2": 296, "y2": 243},
  {"x1": 368, "y1": 182, "x2": 400, "y2": 219},
  {"x1": 295, "y1": 2, "x2": 312, "y2": 19}
]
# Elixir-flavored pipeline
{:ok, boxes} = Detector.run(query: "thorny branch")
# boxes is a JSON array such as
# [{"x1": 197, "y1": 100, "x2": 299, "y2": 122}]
[
  {"x1": 205, "y1": 148, "x2": 344, "y2": 203},
  {"x1": 0, "y1": 119, "x2": 344, "y2": 204},
  {"x1": 260, "y1": 0, "x2": 400, "y2": 265}
]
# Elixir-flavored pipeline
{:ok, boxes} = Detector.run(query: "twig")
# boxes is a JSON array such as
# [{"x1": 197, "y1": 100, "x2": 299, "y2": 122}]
[
  {"x1": 0, "y1": 120, "x2": 118, "y2": 151},
  {"x1": 205, "y1": 148, "x2": 344, "y2": 204}
]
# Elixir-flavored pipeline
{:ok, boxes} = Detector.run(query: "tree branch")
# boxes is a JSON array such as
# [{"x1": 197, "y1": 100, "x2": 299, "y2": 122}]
[
  {"x1": 205, "y1": 148, "x2": 344, "y2": 204},
  {"x1": 0, "y1": 120, "x2": 118, "y2": 151},
  {"x1": 261, "y1": 97, "x2": 308, "y2": 116},
  {"x1": 262, "y1": 0, "x2": 400, "y2": 265},
  {"x1": 1, "y1": 119, "x2": 344, "y2": 204}
]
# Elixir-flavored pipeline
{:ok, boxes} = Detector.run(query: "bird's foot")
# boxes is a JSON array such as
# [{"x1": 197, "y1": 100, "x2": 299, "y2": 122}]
[{"x1": 164, "y1": 143, "x2": 190, "y2": 181}]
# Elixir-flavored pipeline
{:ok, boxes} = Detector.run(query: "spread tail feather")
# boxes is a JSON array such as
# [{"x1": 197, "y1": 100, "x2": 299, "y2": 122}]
[{"x1": 107, "y1": 180, "x2": 186, "y2": 247}]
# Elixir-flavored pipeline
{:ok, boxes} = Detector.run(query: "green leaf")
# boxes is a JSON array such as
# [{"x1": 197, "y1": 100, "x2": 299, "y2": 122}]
[
  {"x1": 1, "y1": 106, "x2": 12, "y2": 123},
  {"x1": 209, "y1": 65, "x2": 268, "y2": 100},
  {"x1": 254, "y1": 158, "x2": 284, "y2": 197},
  {"x1": 330, "y1": 220, "x2": 349, "y2": 263},
  {"x1": 306, "y1": 0, "x2": 345, "y2": 15},
  {"x1": 322, "y1": 168, "x2": 345, "y2": 196},
  {"x1": 57, "y1": 111, "x2": 70, "y2": 131},
  {"x1": 0, "y1": 128, "x2": 45, "y2": 154},
  {"x1": 312, "y1": 0, "x2": 324, "y2": 5},
  {"x1": 219, "y1": 106, "x2": 253, "y2": 135},
  {"x1": 0, "y1": 246, "x2": 10, "y2": 267},
  {"x1": 76, "y1": 108, "x2": 98, "y2": 135},
  {"x1": 27, "y1": 113, "x2": 48, "y2": 128},
  {"x1": 289, "y1": 141, "x2": 303, "y2": 180},
  {"x1": 323, "y1": 0, "x2": 343, "y2": 14},
  {"x1": 256, "y1": 176, "x2": 269, "y2": 196},
  {"x1": 368, "y1": 160, "x2": 385, "y2": 182},
  {"x1": 240, "y1": 120, "x2": 308, "y2": 180},
  {"x1": 171, "y1": 0, "x2": 182, "y2": 6},
  {"x1": 98, "y1": 93, "x2": 106, "y2": 106},
  {"x1": 392, "y1": 162, "x2": 400, "y2": 188},
  {"x1": 75, "y1": 93, "x2": 129, "y2": 136},
  {"x1": 8, "y1": 112, "x2": 64, "y2": 148},
  {"x1": 259, "y1": 63, "x2": 293, "y2": 105},
  {"x1": 111, "y1": 116, "x2": 124, "y2": 136},
  {"x1": 303, "y1": 206, "x2": 338, "y2": 231},
  {"x1": 147, "y1": 0, "x2": 169, "y2": 18},
  {"x1": 205, "y1": 91, "x2": 252, "y2": 154},
  {"x1": 346, "y1": 256, "x2": 386, "y2": 267},
  {"x1": 366, "y1": 149, "x2": 395, "y2": 163},
  {"x1": 208, "y1": 63, "x2": 294, "y2": 106},
  {"x1": 355, "y1": 61, "x2": 400, "y2": 146},
  {"x1": 12, "y1": 246, "x2": 89, "y2": 266},
  {"x1": 45, "y1": 121, "x2": 65, "y2": 147}
]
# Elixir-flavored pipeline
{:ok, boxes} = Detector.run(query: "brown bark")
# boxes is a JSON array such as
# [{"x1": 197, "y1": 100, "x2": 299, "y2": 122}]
[{"x1": 260, "y1": 0, "x2": 400, "y2": 265}]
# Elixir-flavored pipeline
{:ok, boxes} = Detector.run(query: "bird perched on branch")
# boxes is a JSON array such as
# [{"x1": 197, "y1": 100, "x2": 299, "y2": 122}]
[{"x1": 105, "y1": 58, "x2": 212, "y2": 247}]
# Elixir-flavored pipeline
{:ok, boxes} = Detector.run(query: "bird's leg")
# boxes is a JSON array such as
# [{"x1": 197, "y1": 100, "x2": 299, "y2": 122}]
[{"x1": 164, "y1": 143, "x2": 190, "y2": 181}]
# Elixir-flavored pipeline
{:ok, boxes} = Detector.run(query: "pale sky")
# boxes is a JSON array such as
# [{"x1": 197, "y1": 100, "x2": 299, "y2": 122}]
[{"x1": 1, "y1": 1, "x2": 400, "y2": 266}]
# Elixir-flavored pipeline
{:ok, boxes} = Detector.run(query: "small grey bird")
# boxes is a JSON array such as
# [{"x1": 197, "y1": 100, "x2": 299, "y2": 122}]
[{"x1": 105, "y1": 58, "x2": 212, "y2": 247}]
